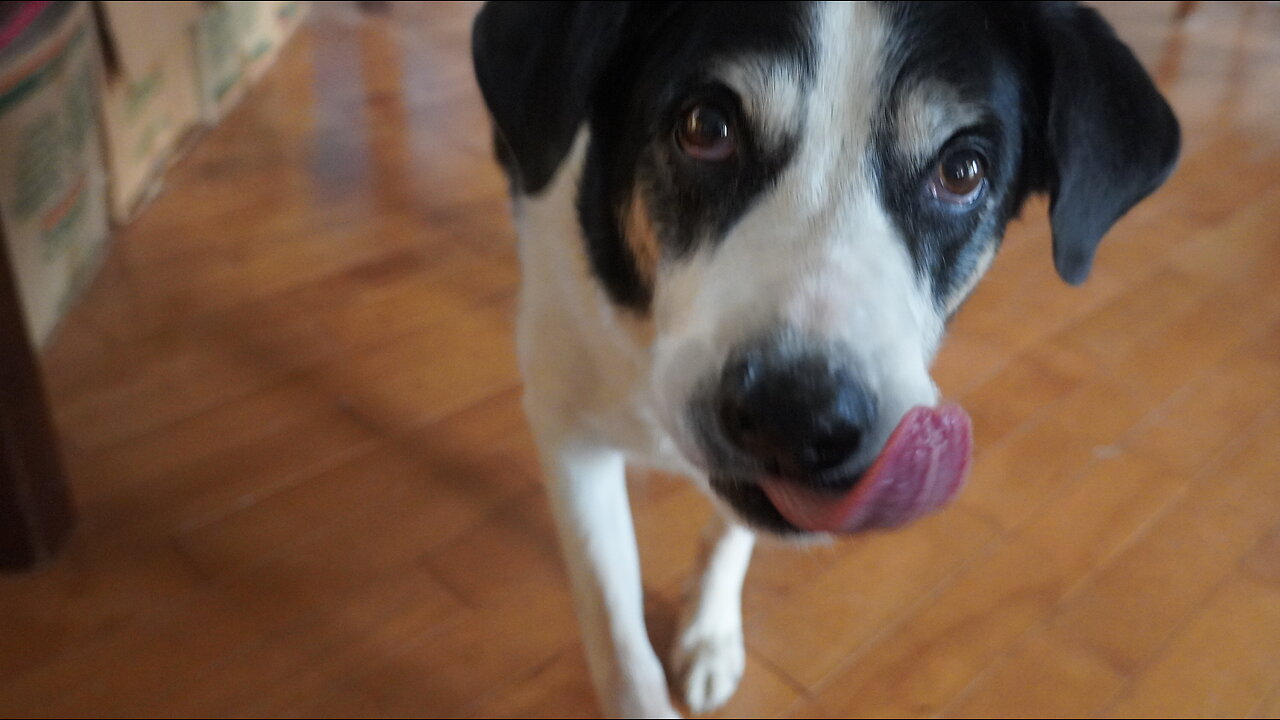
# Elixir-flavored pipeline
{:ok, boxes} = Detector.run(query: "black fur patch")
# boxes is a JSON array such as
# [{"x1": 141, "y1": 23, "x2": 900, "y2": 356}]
[
  {"x1": 712, "y1": 477, "x2": 802, "y2": 535},
  {"x1": 474, "y1": 0, "x2": 1180, "y2": 536},
  {"x1": 872, "y1": 3, "x2": 1034, "y2": 311},
  {"x1": 473, "y1": 2, "x2": 813, "y2": 312},
  {"x1": 576, "y1": 3, "x2": 813, "y2": 311},
  {"x1": 475, "y1": 2, "x2": 1178, "y2": 313},
  {"x1": 865, "y1": 1, "x2": 1178, "y2": 310}
]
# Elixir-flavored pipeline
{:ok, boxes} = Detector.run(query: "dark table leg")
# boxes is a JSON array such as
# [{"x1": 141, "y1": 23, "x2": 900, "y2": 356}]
[{"x1": 0, "y1": 230, "x2": 74, "y2": 572}]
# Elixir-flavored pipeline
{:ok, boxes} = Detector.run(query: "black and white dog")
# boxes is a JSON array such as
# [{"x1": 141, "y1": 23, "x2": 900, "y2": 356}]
[{"x1": 472, "y1": 2, "x2": 1178, "y2": 716}]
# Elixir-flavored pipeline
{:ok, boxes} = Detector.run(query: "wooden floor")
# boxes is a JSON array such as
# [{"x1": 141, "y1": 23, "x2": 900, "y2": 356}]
[{"x1": 4, "y1": 1, "x2": 1280, "y2": 716}]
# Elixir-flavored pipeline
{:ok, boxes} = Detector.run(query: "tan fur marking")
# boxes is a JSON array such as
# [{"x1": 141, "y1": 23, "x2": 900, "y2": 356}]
[{"x1": 625, "y1": 191, "x2": 661, "y2": 288}]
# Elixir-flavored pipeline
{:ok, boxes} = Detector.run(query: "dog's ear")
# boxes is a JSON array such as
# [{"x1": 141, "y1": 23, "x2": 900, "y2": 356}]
[
  {"x1": 1031, "y1": 3, "x2": 1180, "y2": 285},
  {"x1": 471, "y1": 2, "x2": 631, "y2": 195}
]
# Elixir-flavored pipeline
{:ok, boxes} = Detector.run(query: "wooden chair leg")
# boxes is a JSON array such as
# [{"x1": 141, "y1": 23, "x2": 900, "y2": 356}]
[{"x1": 0, "y1": 230, "x2": 75, "y2": 572}]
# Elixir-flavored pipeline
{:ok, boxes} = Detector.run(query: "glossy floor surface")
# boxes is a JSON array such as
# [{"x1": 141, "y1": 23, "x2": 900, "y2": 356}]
[{"x1": 5, "y1": 1, "x2": 1280, "y2": 716}]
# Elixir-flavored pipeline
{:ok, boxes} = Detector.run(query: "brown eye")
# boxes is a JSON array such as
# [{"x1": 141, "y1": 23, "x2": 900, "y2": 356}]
[
  {"x1": 930, "y1": 149, "x2": 987, "y2": 204},
  {"x1": 677, "y1": 104, "x2": 736, "y2": 162}
]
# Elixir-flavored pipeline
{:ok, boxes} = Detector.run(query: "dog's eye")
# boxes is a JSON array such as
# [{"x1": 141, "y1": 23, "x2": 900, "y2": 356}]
[
  {"x1": 929, "y1": 149, "x2": 987, "y2": 204},
  {"x1": 676, "y1": 104, "x2": 736, "y2": 162}
]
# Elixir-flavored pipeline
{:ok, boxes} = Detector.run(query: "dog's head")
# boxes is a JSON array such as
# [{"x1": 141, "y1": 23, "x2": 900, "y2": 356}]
[{"x1": 473, "y1": 2, "x2": 1179, "y2": 535}]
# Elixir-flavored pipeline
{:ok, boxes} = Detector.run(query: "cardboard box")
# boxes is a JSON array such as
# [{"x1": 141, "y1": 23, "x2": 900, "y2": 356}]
[
  {"x1": 0, "y1": 1, "x2": 111, "y2": 347},
  {"x1": 193, "y1": 1, "x2": 307, "y2": 122},
  {"x1": 242, "y1": 1, "x2": 307, "y2": 82},
  {"x1": 192, "y1": 1, "x2": 249, "y2": 122},
  {"x1": 94, "y1": 1, "x2": 202, "y2": 222},
  {"x1": 96, "y1": 1, "x2": 307, "y2": 219}
]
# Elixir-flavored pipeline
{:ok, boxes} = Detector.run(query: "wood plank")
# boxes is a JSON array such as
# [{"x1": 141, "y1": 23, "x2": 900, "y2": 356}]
[
  {"x1": 4, "y1": 1, "x2": 1278, "y2": 717},
  {"x1": 1048, "y1": 408, "x2": 1280, "y2": 674},
  {"x1": 941, "y1": 625, "x2": 1125, "y2": 719},
  {"x1": 808, "y1": 539, "x2": 1068, "y2": 718},
  {"x1": 1105, "y1": 576, "x2": 1280, "y2": 718},
  {"x1": 745, "y1": 507, "x2": 996, "y2": 690}
]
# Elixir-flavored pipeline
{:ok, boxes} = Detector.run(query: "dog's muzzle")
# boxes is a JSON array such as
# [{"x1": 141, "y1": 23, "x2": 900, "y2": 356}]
[{"x1": 702, "y1": 341, "x2": 973, "y2": 534}]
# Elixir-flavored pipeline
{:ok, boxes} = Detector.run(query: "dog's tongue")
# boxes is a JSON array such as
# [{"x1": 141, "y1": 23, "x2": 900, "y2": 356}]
[{"x1": 760, "y1": 405, "x2": 972, "y2": 533}]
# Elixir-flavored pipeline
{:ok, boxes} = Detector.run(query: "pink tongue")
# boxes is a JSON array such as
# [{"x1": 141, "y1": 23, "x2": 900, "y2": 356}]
[{"x1": 760, "y1": 405, "x2": 972, "y2": 533}]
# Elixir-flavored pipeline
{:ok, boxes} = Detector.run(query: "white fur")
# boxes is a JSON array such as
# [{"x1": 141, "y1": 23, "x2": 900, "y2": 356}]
[
  {"x1": 653, "y1": 2, "x2": 940, "y2": 470},
  {"x1": 518, "y1": 133, "x2": 687, "y2": 718},
  {"x1": 670, "y1": 517, "x2": 755, "y2": 714},
  {"x1": 513, "y1": 4, "x2": 950, "y2": 716},
  {"x1": 715, "y1": 58, "x2": 807, "y2": 150},
  {"x1": 896, "y1": 80, "x2": 988, "y2": 164}
]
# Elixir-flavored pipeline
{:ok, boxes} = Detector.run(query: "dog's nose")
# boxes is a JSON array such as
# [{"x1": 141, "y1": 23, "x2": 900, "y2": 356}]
[{"x1": 717, "y1": 348, "x2": 876, "y2": 478}]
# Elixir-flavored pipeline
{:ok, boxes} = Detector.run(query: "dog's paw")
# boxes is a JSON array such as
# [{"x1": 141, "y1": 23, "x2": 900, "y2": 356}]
[
  {"x1": 600, "y1": 658, "x2": 683, "y2": 719},
  {"x1": 670, "y1": 627, "x2": 746, "y2": 714}
]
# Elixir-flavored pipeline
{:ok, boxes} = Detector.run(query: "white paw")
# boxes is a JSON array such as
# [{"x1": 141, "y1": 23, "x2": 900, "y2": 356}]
[
  {"x1": 602, "y1": 659, "x2": 683, "y2": 719},
  {"x1": 670, "y1": 627, "x2": 746, "y2": 714}
]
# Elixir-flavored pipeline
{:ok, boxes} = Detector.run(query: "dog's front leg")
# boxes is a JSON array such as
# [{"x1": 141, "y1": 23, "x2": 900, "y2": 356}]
[
  {"x1": 670, "y1": 515, "x2": 755, "y2": 714},
  {"x1": 537, "y1": 433, "x2": 679, "y2": 719}
]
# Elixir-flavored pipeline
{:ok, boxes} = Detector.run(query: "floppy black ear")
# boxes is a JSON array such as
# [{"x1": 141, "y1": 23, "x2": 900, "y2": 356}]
[
  {"x1": 471, "y1": 2, "x2": 631, "y2": 194},
  {"x1": 1034, "y1": 3, "x2": 1181, "y2": 285}
]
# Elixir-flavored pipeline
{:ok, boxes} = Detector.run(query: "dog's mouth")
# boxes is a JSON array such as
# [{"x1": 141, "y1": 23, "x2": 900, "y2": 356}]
[{"x1": 716, "y1": 405, "x2": 973, "y2": 534}]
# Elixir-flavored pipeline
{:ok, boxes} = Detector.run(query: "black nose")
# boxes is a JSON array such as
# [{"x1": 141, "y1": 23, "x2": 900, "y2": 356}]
[{"x1": 717, "y1": 347, "x2": 877, "y2": 478}]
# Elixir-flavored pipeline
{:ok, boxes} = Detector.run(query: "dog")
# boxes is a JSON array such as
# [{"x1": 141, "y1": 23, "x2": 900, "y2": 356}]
[{"x1": 471, "y1": 2, "x2": 1179, "y2": 716}]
